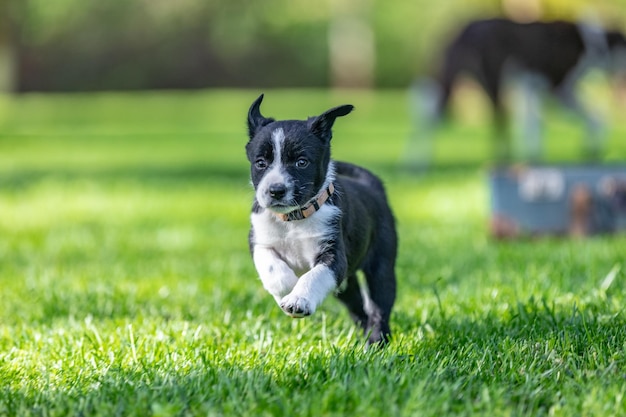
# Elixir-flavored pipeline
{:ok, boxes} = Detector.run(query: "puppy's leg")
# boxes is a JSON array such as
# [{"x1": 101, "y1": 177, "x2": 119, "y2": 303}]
[
  {"x1": 362, "y1": 258, "x2": 396, "y2": 346},
  {"x1": 253, "y1": 246, "x2": 298, "y2": 304},
  {"x1": 280, "y1": 264, "x2": 337, "y2": 318},
  {"x1": 336, "y1": 274, "x2": 369, "y2": 329}
]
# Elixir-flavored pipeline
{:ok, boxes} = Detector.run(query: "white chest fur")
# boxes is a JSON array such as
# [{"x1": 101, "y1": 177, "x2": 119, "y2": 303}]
[{"x1": 251, "y1": 204, "x2": 340, "y2": 275}]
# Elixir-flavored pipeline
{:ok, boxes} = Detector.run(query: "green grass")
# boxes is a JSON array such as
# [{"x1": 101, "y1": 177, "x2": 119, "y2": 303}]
[{"x1": 1, "y1": 89, "x2": 626, "y2": 416}]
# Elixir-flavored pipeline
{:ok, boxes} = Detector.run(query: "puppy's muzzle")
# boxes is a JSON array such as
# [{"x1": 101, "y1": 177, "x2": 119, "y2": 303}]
[{"x1": 268, "y1": 183, "x2": 287, "y2": 200}]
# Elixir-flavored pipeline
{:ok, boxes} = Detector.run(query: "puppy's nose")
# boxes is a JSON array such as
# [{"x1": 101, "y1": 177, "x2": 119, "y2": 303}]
[{"x1": 268, "y1": 183, "x2": 287, "y2": 199}]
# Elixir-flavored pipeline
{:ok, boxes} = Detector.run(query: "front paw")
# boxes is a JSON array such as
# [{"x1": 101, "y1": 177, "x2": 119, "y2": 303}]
[{"x1": 279, "y1": 295, "x2": 314, "y2": 318}]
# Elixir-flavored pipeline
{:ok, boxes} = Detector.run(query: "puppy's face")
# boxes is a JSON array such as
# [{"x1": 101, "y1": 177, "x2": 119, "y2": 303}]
[
  {"x1": 247, "y1": 123, "x2": 330, "y2": 212},
  {"x1": 245, "y1": 95, "x2": 353, "y2": 213}
]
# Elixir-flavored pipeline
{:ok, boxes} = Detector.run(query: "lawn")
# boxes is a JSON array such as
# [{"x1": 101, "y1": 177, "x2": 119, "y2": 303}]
[{"x1": 0, "y1": 89, "x2": 625, "y2": 416}]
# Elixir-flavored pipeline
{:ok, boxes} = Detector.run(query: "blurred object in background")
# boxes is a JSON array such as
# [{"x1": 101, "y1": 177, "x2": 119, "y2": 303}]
[
  {"x1": 408, "y1": 16, "x2": 626, "y2": 166},
  {"x1": 5, "y1": 0, "x2": 332, "y2": 91},
  {"x1": 328, "y1": 0, "x2": 374, "y2": 88},
  {"x1": 405, "y1": 78, "x2": 441, "y2": 170},
  {"x1": 501, "y1": 0, "x2": 542, "y2": 22},
  {"x1": 0, "y1": 0, "x2": 625, "y2": 93},
  {"x1": 490, "y1": 165, "x2": 626, "y2": 238},
  {"x1": 0, "y1": 0, "x2": 17, "y2": 92}
]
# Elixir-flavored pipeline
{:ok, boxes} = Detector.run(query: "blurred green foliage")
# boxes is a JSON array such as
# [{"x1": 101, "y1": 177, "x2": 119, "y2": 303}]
[{"x1": 3, "y1": 0, "x2": 626, "y2": 90}]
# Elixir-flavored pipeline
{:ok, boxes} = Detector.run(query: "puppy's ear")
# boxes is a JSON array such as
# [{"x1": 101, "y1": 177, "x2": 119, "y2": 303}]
[
  {"x1": 247, "y1": 94, "x2": 275, "y2": 138},
  {"x1": 308, "y1": 104, "x2": 354, "y2": 142}
]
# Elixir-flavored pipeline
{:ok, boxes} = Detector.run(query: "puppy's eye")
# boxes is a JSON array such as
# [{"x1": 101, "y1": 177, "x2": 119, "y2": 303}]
[
  {"x1": 255, "y1": 159, "x2": 268, "y2": 170},
  {"x1": 295, "y1": 158, "x2": 309, "y2": 168}
]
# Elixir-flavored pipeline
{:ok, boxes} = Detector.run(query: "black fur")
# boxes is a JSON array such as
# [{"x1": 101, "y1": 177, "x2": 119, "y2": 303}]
[{"x1": 330, "y1": 161, "x2": 397, "y2": 342}]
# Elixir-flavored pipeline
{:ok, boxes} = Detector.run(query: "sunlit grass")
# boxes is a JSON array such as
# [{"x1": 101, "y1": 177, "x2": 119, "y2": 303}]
[{"x1": 1, "y1": 89, "x2": 625, "y2": 416}]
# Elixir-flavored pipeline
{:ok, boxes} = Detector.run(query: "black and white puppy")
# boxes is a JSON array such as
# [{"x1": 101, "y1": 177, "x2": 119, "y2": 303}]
[{"x1": 245, "y1": 94, "x2": 397, "y2": 345}]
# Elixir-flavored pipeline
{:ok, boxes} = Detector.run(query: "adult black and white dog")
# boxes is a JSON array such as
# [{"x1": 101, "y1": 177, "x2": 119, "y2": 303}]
[
  {"x1": 245, "y1": 94, "x2": 397, "y2": 345},
  {"x1": 413, "y1": 18, "x2": 626, "y2": 162}
]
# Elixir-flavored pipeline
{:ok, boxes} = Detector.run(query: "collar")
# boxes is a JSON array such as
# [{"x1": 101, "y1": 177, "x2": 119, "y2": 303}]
[{"x1": 275, "y1": 183, "x2": 335, "y2": 221}]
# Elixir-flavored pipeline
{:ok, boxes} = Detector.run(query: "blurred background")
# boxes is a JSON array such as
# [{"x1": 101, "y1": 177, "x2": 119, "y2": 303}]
[{"x1": 1, "y1": 0, "x2": 626, "y2": 93}]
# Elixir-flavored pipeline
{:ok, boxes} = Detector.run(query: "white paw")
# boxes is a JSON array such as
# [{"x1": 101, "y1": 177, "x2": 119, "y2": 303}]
[{"x1": 279, "y1": 294, "x2": 314, "y2": 318}]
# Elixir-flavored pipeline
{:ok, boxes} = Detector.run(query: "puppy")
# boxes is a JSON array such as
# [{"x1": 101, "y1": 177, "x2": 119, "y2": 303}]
[{"x1": 245, "y1": 94, "x2": 397, "y2": 345}]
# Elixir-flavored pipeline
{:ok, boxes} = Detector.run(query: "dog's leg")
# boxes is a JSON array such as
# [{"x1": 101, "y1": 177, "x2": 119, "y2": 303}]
[
  {"x1": 514, "y1": 73, "x2": 545, "y2": 161},
  {"x1": 279, "y1": 264, "x2": 337, "y2": 318},
  {"x1": 404, "y1": 79, "x2": 439, "y2": 170},
  {"x1": 361, "y1": 258, "x2": 396, "y2": 346},
  {"x1": 253, "y1": 246, "x2": 298, "y2": 303},
  {"x1": 555, "y1": 84, "x2": 605, "y2": 159},
  {"x1": 484, "y1": 79, "x2": 512, "y2": 162},
  {"x1": 336, "y1": 274, "x2": 369, "y2": 329}
]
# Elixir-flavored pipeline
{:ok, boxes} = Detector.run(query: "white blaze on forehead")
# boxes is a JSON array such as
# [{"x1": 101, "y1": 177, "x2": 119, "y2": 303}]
[
  {"x1": 271, "y1": 128, "x2": 285, "y2": 165},
  {"x1": 256, "y1": 127, "x2": 295, "y2": 209}
]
